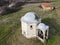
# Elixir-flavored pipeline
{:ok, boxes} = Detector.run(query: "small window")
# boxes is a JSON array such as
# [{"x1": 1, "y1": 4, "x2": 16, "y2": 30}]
[
  {"x1": 30, "y1": 25, "x2": 33, "y2": 29},
  {"x1": 30, "y1": 25, "x2": 32, "y2": 28}
]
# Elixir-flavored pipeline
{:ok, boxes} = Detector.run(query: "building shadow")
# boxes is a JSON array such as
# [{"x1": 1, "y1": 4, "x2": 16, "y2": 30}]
[{"x1": 42, "y1": 17, "x2": 60, "y2": 39}]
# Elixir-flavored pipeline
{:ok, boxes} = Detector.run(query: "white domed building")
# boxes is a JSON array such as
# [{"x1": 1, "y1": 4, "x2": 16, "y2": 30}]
[{"x1": 21, "y1": 12, "x2": 49, "y2": 43}]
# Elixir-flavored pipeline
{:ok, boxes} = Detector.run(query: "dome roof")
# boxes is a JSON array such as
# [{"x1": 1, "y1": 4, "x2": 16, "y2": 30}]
[
  {"x1": 21, "y1": 12, "x2": 40, "y2": 23},
  {"x1": 37, "y1": 23, "x2": 49, "y2": 31}
]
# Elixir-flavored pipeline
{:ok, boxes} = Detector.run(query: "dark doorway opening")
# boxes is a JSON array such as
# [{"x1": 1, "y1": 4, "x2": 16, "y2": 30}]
[{"x1": 38, "y1": 29, "x2": 43, "y2": 39}]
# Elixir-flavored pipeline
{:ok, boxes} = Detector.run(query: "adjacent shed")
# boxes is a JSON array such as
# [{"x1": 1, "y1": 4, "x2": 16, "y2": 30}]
[{"x1": 37, "y1": 23, "x2": 49, "y2": 42}]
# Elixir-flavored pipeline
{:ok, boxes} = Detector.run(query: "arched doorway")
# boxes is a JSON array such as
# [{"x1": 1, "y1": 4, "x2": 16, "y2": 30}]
[{"x1": 38, "y1": 29, "x2": 43, "y2": 39}]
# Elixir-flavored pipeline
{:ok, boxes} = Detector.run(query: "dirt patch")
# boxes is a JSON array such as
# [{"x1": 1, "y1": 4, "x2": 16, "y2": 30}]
[{"x1": 22, "y1": 3, "x2": 41, "y2": 7}]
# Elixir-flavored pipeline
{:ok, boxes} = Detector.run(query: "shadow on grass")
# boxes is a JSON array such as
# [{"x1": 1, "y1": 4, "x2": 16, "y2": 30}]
[{"x1": 42, "y1": 17, "x2": 60, "y2": 39}]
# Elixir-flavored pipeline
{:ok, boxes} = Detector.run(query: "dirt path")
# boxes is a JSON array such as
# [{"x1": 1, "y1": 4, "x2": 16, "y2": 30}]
[{"x1": 22, "y1": 3, "x2": 41, "y2": 7}]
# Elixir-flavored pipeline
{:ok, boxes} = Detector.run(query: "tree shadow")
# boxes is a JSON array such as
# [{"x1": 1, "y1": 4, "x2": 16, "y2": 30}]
[
  {"x1": 5, "y1": 7, "x2": 23, "y2": 15},
  {"x1": 0, "y1": 0, "x2": 9, "y2": 6},
  {"x1": 41, "y1": 0, "x2": 56, "y2": 3},
  {"x1": 42, "y1": 17, "x2": 60, "y2": 39},
  {"x1": 0, "y1": 6, "x2": 23, "y2": 16},
  {"x1": 0, "y1": 2, "x2": 26, "y2": 16}
]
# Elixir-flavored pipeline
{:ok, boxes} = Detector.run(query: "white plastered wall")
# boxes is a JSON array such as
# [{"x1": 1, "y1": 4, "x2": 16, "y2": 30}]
[
  {"x1": 26, "y1": 23, "x2": 37, "y2": 38},
  {"x1": 21, "y1": 21, "x2": 38, "y2": 38},
  {"x1": 21, "y1": 21, "x2": 28, "y2": 37}
]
